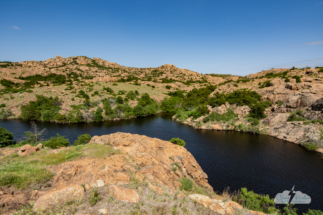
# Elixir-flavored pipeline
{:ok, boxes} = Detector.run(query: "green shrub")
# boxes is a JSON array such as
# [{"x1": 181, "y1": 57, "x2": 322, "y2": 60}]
[
  {"x1": 20, "y1": 95, "x2": 61, "y2": 121},
  {"x1": 43, "y1": 134, "x2": 70, "y2": 149},
  {"x1": 93, "y1": 107, "x2": 103, "y2": 122},
  {"x1": 234, "y1": 187, "x2": 279, "y2": 214},
  {"x1": 296, "y1": 109, "x2": 304, "y2": 116},
  {"x1": 166, "y1": 85, "x2": 172, "y2": 89},
  {"x1": 116, "y1": 96, "x2": 124, "y2": 104},
  {"x1": 191, "y1": 105, "x2": 208, "y2": 119},
  {"x1": 276, "y1": 100, "x2": 283, "y2": 106},
  {"x1": 247, "y1": 117, "x2": 260, "y2": 126},
  {"x1": 103, "y1": 87, "x2": 114, "y2": 93},
  {"x1": 259, "y1": 80, "x2": 271, "y2": 88},
  {"x1": 303, "y1": 209, "x2": 323, "y2": 215},
  {"x1": 301, "y1": 142, "x2": 318, "y2": 151},
  {"x1": 179, "y1": 178, "x2": 193, "y2": 191},
  {"x1": 103, "y1": 100, "x2": 114, "y2": 116},
  {"x1": 118, "y1": 90, "x2": 125, "y2": 95},
  {"x1": 285, "y1": 77, "x2": 290, "y2": 82},
  {"x1": 249, "y1": 101, "x2": 272, "y2": 119},
  {"x1": 133, "y1": 105, "x2": 147, "y2": 117},
  {"x1": 293, "y1": 75, "x2": 302, "y2": 83},
  {"x1": 161, "y1": 97, "x2": 181, "y2": 113},
  {"x1": 91, "y1": 90, "x2": 99, "y2": 97},
  {"x1": 76, "y1": 90, "x2": 90, "y2": 100},
  {"x1": 311, "y1": 119, "x2": 323, "y2": 124},
  {"x1": 126, "y1": 91, "x2": 136, "y2": 100},
  {"x1": 74, "y1": 134, "x2": 91, "y2": 146},
  {"x1": 0, "y1": 127, "x2": 14, "y2": 147},
  {"x1": 89, "y1": 188, "x2": 100, "y2": 206},
  {"x1": 203, "y1": 109, "x2": 238, "y2": 123},
  {"x1": 0, "y1": 109, "x2": 13, "y2": 120},
  {"x1": 318, "y1": 68, "x2": 323, "y2": 73},
  {"x1": 170, "y1": 138, "x2": 186, "y2": 147},
  {"x1": 138, "y1": 93, "x2": 154, "y2": 107},
  {"x1": 0, "y1": 103, "x2": 5, "y2": 108},
  {"x1": 288, "y1": 113, "x2": 306, "y2": 121}
]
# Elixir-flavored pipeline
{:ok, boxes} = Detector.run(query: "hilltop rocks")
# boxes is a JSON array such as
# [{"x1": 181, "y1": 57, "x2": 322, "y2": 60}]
[
  {"x1": 188, "y1": 194, "x2": 243, "y2": 215},
  {"x1": 109, "y1": 185, "x2": 139, "y2": 203},
  {"x1": 33, "y1": 185, "x2": 85, "y2": 212},
  {"x1": 17, "y1": 144, "x2": 41, "y2": 156},
  {"x1": 262, "y1": 113, "x2": 290, "y2": 126}
]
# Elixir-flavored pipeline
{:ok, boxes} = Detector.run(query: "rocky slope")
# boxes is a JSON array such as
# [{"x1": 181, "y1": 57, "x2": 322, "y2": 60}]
[
  {"x1": 0, "y1": 56, "x2": 239, "y2": 120},
  {"x1": 0, "y1": 133, "x2": 263, "y2": 215}
]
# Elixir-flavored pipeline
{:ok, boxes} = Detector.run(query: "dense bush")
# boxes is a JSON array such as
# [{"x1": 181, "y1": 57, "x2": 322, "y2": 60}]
[
  {"x1": 259, "y1": 80, "x2": 271, "y2": 88},
  {"x1": 0, "y1": 127, "x2": 14, "y2": 147},
  {"x1": 20, "y1": 95, "x2": 61, "y2": 121},
  {"x1": 126, "y1": 91, "x2": 136, "y2": 100},
  {"x1": 247, "y1": 117, "x2": 260, "y2": 126},
  {"x1": 203, "y1": 109, "x2": 238, "y2": 123},
  {"x1": 170, "y1": 138, "x2": 186, "y2": 147},
  {"x1": 160, "y1": 97, "x2": 181, "y2": 113},
  {"x1": 0, "y1": 109, "x2": 13, "y2": 120},
  {"x1": 116, "y1": 96, "x2": 124, "y2": 104},
  {"x1": 234, "y1": 187, "x2": 279, "y2": 214},
  {"x1": 0, "y1": 103, "x2": 5, "y2": 108},
  {"x1": 133, "y1": 105, "x2": 146, "y2": 117},
  {"x1": 225, "y1": 89, "x2": 261, "y2": 106},
  {"x1": 292, "y1": 75, "x2": 302, "y2": 83},
  {"x1": 76, "y1": 90, "x2": 90, "y2": 100},
  {"x1": 103, "y1": 100, "x2": 114, "y2": 116},
  {"x1": 19, "y1": 74, "x2": 66, "y2": 85},
  {"x1": 276, "y1": 100, "x2": 283, "y2": 106},
  {"x1": 93, "y1": 107, "x2": 103, "y2": 122},
  {"x1": 43, "y1": 134, "x2": 69, "y2": 149},
  {"x1": 288, "y1": 113, "x2": 306, "y2": 121},
  {"x1": 249, "y1": 101, "x2": 272, "y2": 119},
  {"x1": 74, "y1": 134, "x2": 91, "y2": 146},
  {"x1": 179, "y1": 178, "x2": 193, "y2": 191},
  {"x1": 103, "y1": 87, "x2": 114, "y2": 93}
]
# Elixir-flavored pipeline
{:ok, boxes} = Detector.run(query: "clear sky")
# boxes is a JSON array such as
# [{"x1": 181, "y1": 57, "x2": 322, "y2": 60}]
[{"x1": 1, "y1": 0, "x2": 322, "y2": 76}]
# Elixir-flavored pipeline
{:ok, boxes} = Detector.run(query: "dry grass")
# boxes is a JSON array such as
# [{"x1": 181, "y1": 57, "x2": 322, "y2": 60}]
[{"x1": 0, "y1": 143, "x2": 120, "y2": 189}]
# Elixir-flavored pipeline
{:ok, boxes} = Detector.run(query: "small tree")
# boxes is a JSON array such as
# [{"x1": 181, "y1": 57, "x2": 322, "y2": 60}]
[
  {"x1": 43, "y1": 134, "x2": 69, "y2": 149},
  {"x1": 170, "y1": 138, "x2": 186, "y2": 147},
  {"x1": 0, "y1": 109, "x2": 13, "y2": 120},
  {"x1": 0, "y1": 126, "x2": 14, "y2": 147},
  {"x1": 103, "y1": 100, "x2": 114, "y2": 116},
  {"x1": 74, "y1": 134, "x2": 91, "y2": 146},
  {"x1": 23, "y1": 121, "x2": 47, "y2": 145},
  {"x1": 116, "y1": 96, "x2": 124, "y2": 104},
  {"x1": 93, "y1": 107, "x2": 103, "y2": 122}
]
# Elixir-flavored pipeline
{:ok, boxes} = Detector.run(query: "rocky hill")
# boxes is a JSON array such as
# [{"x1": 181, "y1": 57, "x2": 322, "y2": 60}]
[{"x1": 0, "y1": 133, "x2": 261, "y2": 215}]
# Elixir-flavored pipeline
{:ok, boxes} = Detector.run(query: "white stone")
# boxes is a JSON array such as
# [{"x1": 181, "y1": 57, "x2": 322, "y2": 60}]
[{"x1": 96, "y1": 179, "x2": 105, "y2": 187}]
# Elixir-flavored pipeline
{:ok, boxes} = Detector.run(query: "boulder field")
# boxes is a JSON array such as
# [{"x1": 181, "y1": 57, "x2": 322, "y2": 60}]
[{"x1": 0, "y1": 133, "x2": 264, "y2": 214}]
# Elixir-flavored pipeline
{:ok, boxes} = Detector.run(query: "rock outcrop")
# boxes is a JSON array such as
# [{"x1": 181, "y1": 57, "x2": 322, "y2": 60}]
[
  {"x1": 33, "y1": 185, "x2": 85, "y2": 212},
  {"x1": 17, "y1": 144, "x2": 41, "y2": 156}
]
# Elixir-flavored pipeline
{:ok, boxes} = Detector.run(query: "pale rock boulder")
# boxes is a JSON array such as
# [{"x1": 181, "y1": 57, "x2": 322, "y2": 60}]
[
  {"x1": 18, "y1": 144, "x2": 41, "y2": 156},
  {"x1": 188, "y1": 194, "x2": 243, "y2": 215},
  {"x1": 108, "y1": 185, "x2": 139, "y2": 203},
  {"x1": 262, "y1": 113, "x2": 290, "y2": 126},
  {"x1": 33, "y1": 185, "x2": 85, "y2": 212}
]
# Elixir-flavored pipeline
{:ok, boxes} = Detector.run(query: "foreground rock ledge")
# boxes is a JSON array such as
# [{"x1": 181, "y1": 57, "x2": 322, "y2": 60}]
[{"x1": 1, "y1": 132, "x2": 266, "y2": 214}]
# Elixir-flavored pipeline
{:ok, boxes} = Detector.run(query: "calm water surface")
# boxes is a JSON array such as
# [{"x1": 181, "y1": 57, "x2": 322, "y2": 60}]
[{"x1": 1, "y1": 114, "x2": 323, "y2": 212}]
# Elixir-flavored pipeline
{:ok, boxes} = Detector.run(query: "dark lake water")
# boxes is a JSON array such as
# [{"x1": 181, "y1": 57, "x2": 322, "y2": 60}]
[{"x1": 1, "y1": 114, "x2": 323, "y2": 212}]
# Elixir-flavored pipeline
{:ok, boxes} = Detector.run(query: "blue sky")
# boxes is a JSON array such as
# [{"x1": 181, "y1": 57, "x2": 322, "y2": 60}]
[{"x1": 1, "y1": 0, "x2": 322, "y2": 75}]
